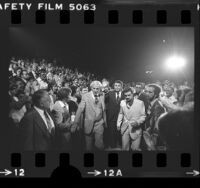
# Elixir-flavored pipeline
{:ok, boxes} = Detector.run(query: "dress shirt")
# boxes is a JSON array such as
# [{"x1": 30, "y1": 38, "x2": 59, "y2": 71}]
[
  {"x1": 34, "y1": 106, "x2": 55, "y2": 130},
  {"x1": 115, "y1": 91, "x2": 121, "y2": 100}
]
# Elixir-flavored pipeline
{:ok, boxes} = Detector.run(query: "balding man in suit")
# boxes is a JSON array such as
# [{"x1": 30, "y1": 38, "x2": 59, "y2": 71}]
[
  {"x1": 72, "y1": 81, "x2": 107, "y2": 151},
  {"x1": 19, "y1": 89, "x2": 56, "y2": 151}
]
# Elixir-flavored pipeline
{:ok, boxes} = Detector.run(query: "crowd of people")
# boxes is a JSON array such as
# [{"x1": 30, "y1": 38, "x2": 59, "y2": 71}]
[{"x1": 8, "y1": 57, "x2": 194, "y2": 151}]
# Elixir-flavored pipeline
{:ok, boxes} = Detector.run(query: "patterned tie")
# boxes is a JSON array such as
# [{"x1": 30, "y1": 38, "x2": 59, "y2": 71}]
[
  {"x1": 44, "y1": 110, "x2": 53, "y2": 133},
  {"x1": 147, "y1": 103, "x2": 152, "y2": 115},
  {"x1": 94, "y1": 94, "x2": 99, "y2": 104}
]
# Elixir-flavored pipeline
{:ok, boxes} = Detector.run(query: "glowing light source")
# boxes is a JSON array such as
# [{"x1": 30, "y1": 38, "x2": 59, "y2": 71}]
[{"x1": 165, "y1": 55, "x2": 186, "y2": 71}]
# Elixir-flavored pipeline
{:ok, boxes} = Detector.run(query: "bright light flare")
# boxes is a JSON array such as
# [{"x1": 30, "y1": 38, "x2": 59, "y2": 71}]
[{"x1": 165, "y1": 55, "x2": 186, "y2": 71}]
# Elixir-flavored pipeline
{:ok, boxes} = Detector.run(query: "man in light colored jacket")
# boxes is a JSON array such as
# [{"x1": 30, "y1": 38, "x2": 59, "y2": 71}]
[
  {"x1": 72, "y1": 81, "x2": 107, "y2": 151},
  {"x1": 117, "y1": 87, "x2": 146, "y2": 151}
]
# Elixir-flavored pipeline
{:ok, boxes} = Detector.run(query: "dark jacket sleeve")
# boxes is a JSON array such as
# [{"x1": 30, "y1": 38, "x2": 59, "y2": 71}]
[
  {"x1": 19, "y1": 114, "x2": 34, "y2": 150},
  {"x1": 9, "y1": 95, "x2": 29, "y2": 110},
  {"x1": 151, "y1": 103, "x2": 165, "y2": 133}
]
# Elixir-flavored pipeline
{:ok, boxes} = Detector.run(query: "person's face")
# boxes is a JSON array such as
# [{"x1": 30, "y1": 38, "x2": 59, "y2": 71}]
[
  {"x1": 103, "y1": 86, "x2": 109, "y2": 93},
  {"x1": 124, "y1": 91, "x2": 134, "y2": 102},
  {"x1": 165, "y1": 87, "x2": 173, "y2": 97},
  {"x1": 40, "y1": 92, "x2": 51, "y2": 110},
  {"x1": 10, "y1": 85, "x2": 18, "y2": 96},
  {"x1": 40, "y1": 73, "x2": 46, "y2": 80},
  {"x1": 81, "y1": 87, "x2": 88, "y2": 95},
  {"x1": 135, "y1": 84, "x2": 142, "y2": 94},
  {"x1": 47, "y1": 74, "x2": 53, "y2": 81},
  {"x1": 78, "y1": 79, "x2": 83, "y2": 85},
  {"x1": 114, "y1": 83, "x2": 122, "y2": 92},
  {"x1": 91, "y1": 85, "x2": 101, "y2": 96},
  {"x1": 73, "y1": 79, "x2": 78, "y2": 85},
  {"x1": 52, "y1": 85, "x2": 57, "y2": 92},
  {"x1": 32, "y1": 64, "x2": 36, "y2": 71},
  {"x1": 144, "y1": 86, "x2": 155, "y2": 101},
  {"x1": 22, "y1": 71, "x2": 29, "y2": 80},
  {"x1": 163, "y1": 84, "x2": 168, "y2": 91},
  {"x1": 12, "y1": 64, "x2": 17, "y2": 69},
  {"x1": 16, "y1": 69, "x2": 21, "y2": 76},
  {"x1": 14, "y1": 81, "x2": 24, "y2": 95},
  {"x1": 64, "y1": 82, "x2": 69, "y2": 88}
]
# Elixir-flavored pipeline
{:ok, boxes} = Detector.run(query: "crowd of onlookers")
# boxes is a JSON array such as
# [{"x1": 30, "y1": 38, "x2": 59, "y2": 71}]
[{"x1": 8, "y1": 57, "x2": 194, "y2": 151}]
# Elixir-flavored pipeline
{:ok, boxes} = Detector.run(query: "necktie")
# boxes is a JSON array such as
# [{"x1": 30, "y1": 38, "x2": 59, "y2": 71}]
[
  {"x1": 95, "y1": 94, "x2": 99, "y2": 104},
  {"x1": 44, "y1": 110, "x2": 53, "y2": 133},
  {"x1": 147, "y1": 103, "x2": 152, "y2": 115},
  {"x1": 116, "y1": 92, "x2": 120, "y2": 103}
]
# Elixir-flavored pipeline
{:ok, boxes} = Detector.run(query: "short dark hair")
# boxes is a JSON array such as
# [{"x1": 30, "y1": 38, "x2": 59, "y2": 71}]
[
  {"x1": 16, "y1": 67, "x2": 22, "y2": 74},
  {"x1": 114, "y1": 80, "x2": 123, "y2": 87},
  {"x1": 70, "y1": 86, "x2": 77, "y2": 96},
  {"x1": 147, "y1": 84, "x2": 161, "y2": 98},
  {"x1": 57, "y1": 87, "x2": 72, "y2": 101},
  {"x1": 47, "y1": 81, "x2": 56, "y2": 91},
  {"x1": 166, "y1": 85, "x2": 174, "y2": 92},
  {"x1": 123, "y1": 87, "x2": 133, "y2": 94},
  {"x1": 136, "y1": 82, "x2": 145, "y2": 89},
  {"x1": 32, "y1": 89, "x2": 48, "y2": 107}
]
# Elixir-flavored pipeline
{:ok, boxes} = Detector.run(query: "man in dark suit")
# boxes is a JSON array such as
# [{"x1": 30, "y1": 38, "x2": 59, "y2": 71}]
[
  {"x1": 134, "y1": 82, "x2": 150, "y2": 150},
  {"x1": 143, "y1": 84, "x2": 165, "y2": 150},
  {"x1": 19, "y1": 89, "x2": 56, "y2": 151},
  {"x1": 134, "y1": 82, "x2": 149, "y2": 114},
  {"x1": 72, "y1": 81, "x2": 107, "y2": 151},
  {"x1": 105, "y1": 80, "x2": 124, "y2": 149}
]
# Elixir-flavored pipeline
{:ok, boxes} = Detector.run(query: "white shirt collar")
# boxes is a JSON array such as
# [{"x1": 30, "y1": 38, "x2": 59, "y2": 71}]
[
  {"x1": 91, "y1": 91, "x2": 95, "y2": 99},
  {"x1": 34, "y1": 106, "x2": 55, "y2": 130},
  {"x1": 34, "y1": 106, "x2": 44, "y2": 114},
  {"x1": 115, "y1": 91, "x2": 121, "y2": 97}
]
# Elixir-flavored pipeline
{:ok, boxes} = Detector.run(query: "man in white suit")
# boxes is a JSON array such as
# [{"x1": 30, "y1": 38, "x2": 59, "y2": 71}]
[
  {"x1": 117, "y1": 87, "x2": 146, "y2": 151},
  {"x1": 72, "y1": 81, "x2": 107, "y2": 151}
]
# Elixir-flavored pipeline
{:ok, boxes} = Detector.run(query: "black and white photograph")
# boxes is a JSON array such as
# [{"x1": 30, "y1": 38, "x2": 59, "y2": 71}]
[{"x1": 8, "y1": 26, "x2": 194, "y2": 152}]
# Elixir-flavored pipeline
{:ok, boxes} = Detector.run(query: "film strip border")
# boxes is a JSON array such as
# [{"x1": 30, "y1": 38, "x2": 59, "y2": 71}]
[
  {"x1": 8, "y1": 8, "x2": 196, "y2": 25},
  {"x1": 9, "y1": 152, "x2": 191, "y2": 168},
  {"x1": 0, "y1": 3, "x2": 198, "y2": 25},
  {"x1": 1, "y1": 2, "x2": 199, "y2": 178},
  {"x1": 0, "y1": 151, "x2": 198, "y2": 177}
]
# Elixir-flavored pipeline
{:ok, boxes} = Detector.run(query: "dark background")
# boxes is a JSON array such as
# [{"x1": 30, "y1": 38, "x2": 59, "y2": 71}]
[{"x1": 9, "y1": 27, "x2": 194, "y2": 83}]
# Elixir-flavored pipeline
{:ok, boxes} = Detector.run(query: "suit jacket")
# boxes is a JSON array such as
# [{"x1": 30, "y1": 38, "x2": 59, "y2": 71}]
[
  {"x1": 117, "y1": 99, "x2": 146, "y2": 138},
  {"x1": 137, "y1": 92, "x2": 150, "y2": 115},
  {"x1": 19, "y1": 108, "x2": 56, "y2": 151},
  {"x1": 145, "y1": 99, "x2": 165, "y2": 134},
  {"x1": 73, "y1": 91, "x2": 106, "y2": 135},
  {"x1": 105, "y1": 90, "x2": 124, "y2": 122}
]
